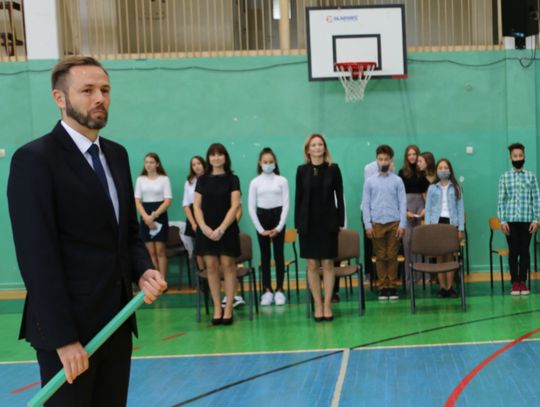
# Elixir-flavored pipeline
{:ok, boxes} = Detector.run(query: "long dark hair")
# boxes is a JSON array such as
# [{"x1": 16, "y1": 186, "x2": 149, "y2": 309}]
[
  {"x1": 140, "y1": 152, "x2": 167, "y2": 176},
  {"x1": 420, "y1": 151, "x2": 436, "y2": 176},
  {"x1": 400, "y1": 144, "x2": 421, "y2": 179},
  {"x1": 186, "y1": 155, "x2": 206, "y2": 183},
  {"x1": 435, "y1": 158, "x2": 461, "y2": 200},
  {"x1": 257, "y1": 147, "x2": 281, "y2": 175},
  {"x1": 206, "y1": 143, "x2": 232, "y2": 174}
]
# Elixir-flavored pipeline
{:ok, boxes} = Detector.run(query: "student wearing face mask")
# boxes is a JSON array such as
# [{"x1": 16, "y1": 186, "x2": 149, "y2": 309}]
[
  {"x1": 248, "y1": 147, "x2": 290, "y2": 306},
  {"x1": 424, "y1": 158, "x2": 465, "y2": 298},
  {"x1": 362, "y1": 145, "x2": 407, "y2": 301},
  {"x1": 497, "y1": 143, "x2": 539, "y2": 295}
]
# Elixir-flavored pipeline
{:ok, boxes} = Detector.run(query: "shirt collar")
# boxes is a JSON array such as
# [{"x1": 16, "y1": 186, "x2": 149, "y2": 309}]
[{"x1": 61, "y1": 120, "x2": 101, "y2": 155}]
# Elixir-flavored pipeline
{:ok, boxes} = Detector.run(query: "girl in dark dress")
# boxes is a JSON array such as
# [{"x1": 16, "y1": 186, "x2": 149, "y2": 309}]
[
  {"x1": 182, "y1": 156, "x2": 206, "y2": 272},
  {"x1": 194, "y1": 143, "x2": 241, "y2": 325},
  {"x1": 398, "y1": 145, "x2": 429, "y2": 278},
  {"x1": 295, "y1": 134, "x2": 344, "y2": 321},
  {"x1": 134, "y1": 153, "x2": 172, "y2": 279}
]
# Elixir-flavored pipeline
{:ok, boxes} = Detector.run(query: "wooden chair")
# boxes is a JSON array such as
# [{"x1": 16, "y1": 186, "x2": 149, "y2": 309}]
[
  {"x1": 306, "y1": 229, "x2": 365, "y2": 318},
  {"x1": 196, "y1": 232, "x2": 258, "y2": 322},
  {"x1": 409, "y1": 224, "x2": 466, "y2": 313}
]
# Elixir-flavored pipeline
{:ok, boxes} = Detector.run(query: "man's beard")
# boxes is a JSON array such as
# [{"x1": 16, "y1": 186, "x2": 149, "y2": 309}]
[{"x1": 65, "y1": 96, "x2": 108, "y2": 130}]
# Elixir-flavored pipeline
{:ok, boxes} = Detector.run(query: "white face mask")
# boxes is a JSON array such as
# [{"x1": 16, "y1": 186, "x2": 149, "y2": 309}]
[{"x1": 261, "y1": 164, "x2": 275, "y2": 174}]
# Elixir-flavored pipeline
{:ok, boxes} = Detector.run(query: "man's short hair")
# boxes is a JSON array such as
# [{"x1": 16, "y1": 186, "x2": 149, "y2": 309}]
[
  {"x1": 508, "y1": 143, "x2": 525, "y2": 153},
  {"x1": 376, "y1": 144, "x2": 394, "y2": 158},
  {"x1": 51, "y1": 56, "x2": 108, "y2": 92}
]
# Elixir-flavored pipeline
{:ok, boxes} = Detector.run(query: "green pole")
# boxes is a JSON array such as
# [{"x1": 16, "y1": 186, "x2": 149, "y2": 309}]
[{"x1": 27, "y1": 291, "x2": 146, "y2": 407}]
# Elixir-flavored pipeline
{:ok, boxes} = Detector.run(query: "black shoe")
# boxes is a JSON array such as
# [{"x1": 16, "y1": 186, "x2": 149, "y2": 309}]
[
  {"x1": 437, "y1": 288, "x2": 448, "y2": 298},
  {"x1": 314, "y1": 316, "x2": 324, "y2": 322},
  {"x1": 222, "y1": 312, "x2": 234, "y2": 325},
  {"x1": 447, "y1": 287, "x2": 458, "y2": 298},
  {"x1": 323, "y1": 315, "x2": 334, "y2": 321},
  {"x1": 331, "y1": 292, "x2": 340, "y2": 303},
  {"x1": 378, "y1": 288, "x2": 389, "y2": 300},
  {"x1": 211, "y1": 312, "x2": 223, "y2": 325},
  {"x1": 388, "y1": 288, "x2": 399, "y2": 300}
]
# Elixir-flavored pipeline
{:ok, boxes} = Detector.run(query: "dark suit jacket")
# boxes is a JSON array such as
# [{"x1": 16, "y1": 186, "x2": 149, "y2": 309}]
[
  {"x1": 294, "y1": 162, "x2": 345, "y2": 236},
  {"x1": 7, "y1": 122, "x2": 153, "y2": 351}
]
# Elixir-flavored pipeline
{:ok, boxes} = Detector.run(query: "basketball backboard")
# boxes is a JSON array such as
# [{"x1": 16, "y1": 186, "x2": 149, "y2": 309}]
[{"x1": 306, "y1": 5, "x2": 407, "y2": 81}]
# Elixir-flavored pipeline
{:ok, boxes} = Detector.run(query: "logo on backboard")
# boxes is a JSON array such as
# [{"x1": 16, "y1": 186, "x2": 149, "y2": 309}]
[{"x1": 326, "y1": 15, "x2": 358, "y2": 23}]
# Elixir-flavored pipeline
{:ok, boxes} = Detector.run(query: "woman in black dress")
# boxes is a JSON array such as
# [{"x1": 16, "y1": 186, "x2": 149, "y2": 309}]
[
  {"x1": 295, "y1": 134, "x2": 345, "y2": 321},
  {"x1": 194, "y1": 143, "x2": 241, "y2": 325}
]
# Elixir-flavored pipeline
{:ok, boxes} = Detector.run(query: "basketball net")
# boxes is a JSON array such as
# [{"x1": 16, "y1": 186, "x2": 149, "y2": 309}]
[{"x1": 336, "y1": 63, "x2": 375, "y2": 103}]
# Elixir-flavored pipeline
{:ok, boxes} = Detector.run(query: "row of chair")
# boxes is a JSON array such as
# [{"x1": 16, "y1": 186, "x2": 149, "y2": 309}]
[{"x1": 164, "y1": 224, "x2": 467, "y2": 321}]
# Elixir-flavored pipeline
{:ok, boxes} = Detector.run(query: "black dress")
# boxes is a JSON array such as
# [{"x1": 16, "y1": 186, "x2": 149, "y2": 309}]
[
  {"x1": 295, "y1": 163, "x2": 345, "y2": 259},
  {"x1": 194, "y1": 173, "x2": 241, "y2": 258}
]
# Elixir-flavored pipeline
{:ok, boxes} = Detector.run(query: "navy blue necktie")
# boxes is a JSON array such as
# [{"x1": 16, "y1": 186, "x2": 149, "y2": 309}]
[{"x1": 87, "y1": 143, "x2": 111, "y2": 198}]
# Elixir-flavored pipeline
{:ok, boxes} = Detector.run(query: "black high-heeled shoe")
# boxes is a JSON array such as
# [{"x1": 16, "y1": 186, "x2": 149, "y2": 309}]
[
  {"x1": 211, "y1": 312, "x2": 223, "y2": 325},
  {"x1": 314, "y1": 315, "x2": 324, "y2": 322},
  {"x1": 323, "y1": 315, "x2": 334, "y2": 322},
  {"x1": 222, "y1": 312, "x2": 234, "y2": 325}
]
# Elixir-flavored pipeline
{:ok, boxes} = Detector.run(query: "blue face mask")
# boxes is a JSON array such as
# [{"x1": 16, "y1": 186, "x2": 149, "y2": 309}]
[
  {"x1": 437, "y1": 170, "x2": 451, "y2": 180},
  {"x1": 262, "y1": 164, "x2": 275, "y2": 174}
]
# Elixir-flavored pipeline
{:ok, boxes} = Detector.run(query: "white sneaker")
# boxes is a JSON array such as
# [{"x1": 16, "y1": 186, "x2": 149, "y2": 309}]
[
  {"x1": 274, "y1": 291, "x2": 287, "y2": 306},
  {"x1": 221, "y1": 296, "x2": 227, "y2": 307},
  {"x1": 261, "y1": 291, "x2": 274, "y2": 306},
  {"x1": 233, "y1": 295, "x2": 245, "y2": 308}
]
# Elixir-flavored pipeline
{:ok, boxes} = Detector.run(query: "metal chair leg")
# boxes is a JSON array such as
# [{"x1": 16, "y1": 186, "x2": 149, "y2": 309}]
[
  {"x1": 489, "y1": 252, "x2": 494, "y2": 289},
  {"x1": 460, "y1": 265, "x2": 466, "y2": 311},
  {"x1": 499, "y1": 256, "x2": 505, "y2": 294},
  {"x1": 195, "y1": 274, "x2": 201, "y2": 322},
  {"x1": 410, "y1": 264, "x2": 416, "y2": 313}
]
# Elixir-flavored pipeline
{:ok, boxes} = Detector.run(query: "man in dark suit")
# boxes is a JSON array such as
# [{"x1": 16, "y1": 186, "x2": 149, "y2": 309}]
[{"x1": 7, "y1": 56, "x2": 167, "y2": 406}]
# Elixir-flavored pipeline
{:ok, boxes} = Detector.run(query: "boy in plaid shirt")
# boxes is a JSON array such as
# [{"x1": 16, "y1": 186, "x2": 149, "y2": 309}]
[{"x1": 497, "y1": 143, "x2": 540, "y2": 295}]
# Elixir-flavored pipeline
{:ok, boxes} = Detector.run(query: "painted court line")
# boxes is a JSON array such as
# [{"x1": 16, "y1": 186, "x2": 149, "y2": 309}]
[
  {"x1": 4, "y1": 338, "x2": 540, "y2": 365},
  {"x1": 444, "y1": 327, "x2": 540, "y2": 407},
  {"x1": 330, "y1": 349, "x2": 350, "y2": 407}
]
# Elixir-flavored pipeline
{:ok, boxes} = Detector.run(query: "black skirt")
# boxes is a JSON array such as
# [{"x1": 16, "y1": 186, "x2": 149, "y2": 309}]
[
  {"x1": 194, "y1": 223, "x2": 241, "y2": 258},
  {"x1": 184, "y1": 204, "x2": 196, "y2": 237},
  {"x1": 299, "y1": 224, "x2": 338, "y2": 260},
  {"x1": 140, "y1": 201, "x2": 169, "y2": 242}
]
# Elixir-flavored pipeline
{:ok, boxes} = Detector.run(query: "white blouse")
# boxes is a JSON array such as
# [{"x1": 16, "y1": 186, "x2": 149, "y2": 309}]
[
  {"x1": 182, "y1": 178, "x2": 197, "y2": 207},
  {"x1": 134, "y1": 175, "x2": 173, "y2": 202},
  {"x1": 248, "y1": 173, "x2": 289, "y2": 233},
  {"x1": 440, "y1": 184, "x2": 450, "y2": 218}
]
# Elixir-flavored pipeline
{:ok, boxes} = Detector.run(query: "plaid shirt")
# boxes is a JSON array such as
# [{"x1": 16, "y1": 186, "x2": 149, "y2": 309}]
[{"x1": 497, "y1": 168, "x2": 540, "y2": 224}]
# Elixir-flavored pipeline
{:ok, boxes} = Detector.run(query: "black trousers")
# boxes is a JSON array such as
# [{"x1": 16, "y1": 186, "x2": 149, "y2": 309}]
[
  {"x1": 37, "y1": 322, "x2": 132, "y2": 407},
  {"x1": 256, "y1": 207, "x2": 285, "y2": 291},
  {"x1": 505, "y1": 222, "x2": 532, "y2": 283}
]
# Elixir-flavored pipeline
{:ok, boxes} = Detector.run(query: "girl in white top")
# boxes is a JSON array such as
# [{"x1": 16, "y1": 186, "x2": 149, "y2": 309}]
[
  {"x1": 135, "y1": 153, "x2": 173, "y2": 279},
  {"x1": 248, "y1": 147, "x2": 289, "y2": 306},
  {"x1": 182, "y1": 156, "x2": 206, "y2": 271}
]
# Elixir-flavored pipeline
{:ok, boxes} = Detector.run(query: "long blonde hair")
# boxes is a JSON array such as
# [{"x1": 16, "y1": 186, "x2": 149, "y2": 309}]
[{"x1": 303, "y1": 133, "x2": 333, "y2": 165}]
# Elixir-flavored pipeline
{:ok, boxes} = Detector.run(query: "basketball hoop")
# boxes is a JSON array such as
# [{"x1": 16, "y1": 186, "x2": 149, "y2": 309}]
[{"x1": 335, "y1": 62, "x2": 376, "y2": 103}]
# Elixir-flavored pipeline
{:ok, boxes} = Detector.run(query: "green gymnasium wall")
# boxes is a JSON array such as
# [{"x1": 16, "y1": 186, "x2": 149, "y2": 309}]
[{"x1": 0, "y1": 51, "x2": 538, "y2": 289}]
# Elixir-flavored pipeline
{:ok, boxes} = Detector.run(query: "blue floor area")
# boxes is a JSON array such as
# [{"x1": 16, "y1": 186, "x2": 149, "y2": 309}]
[{"x1": 2, "y1": 342, "x2": 540, "y2": 406}]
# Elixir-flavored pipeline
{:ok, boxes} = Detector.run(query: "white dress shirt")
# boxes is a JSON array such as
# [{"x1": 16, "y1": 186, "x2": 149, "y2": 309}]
[
  {"x1": 135, "y1": 176, "x2": 173, "y2": 202},
  {"x1": 61, "y1": 121, "x2": 120, "y2": 221},
  {"x1": 182, "y1": 179, "x2": 197, "y2": 207}
]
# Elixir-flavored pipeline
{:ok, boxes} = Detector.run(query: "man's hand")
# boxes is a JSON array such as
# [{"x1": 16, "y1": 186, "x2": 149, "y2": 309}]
[
  {"x1": 268, "y1": 229, "x2": 278, "y2": 238},
  {"x1": 501, "y1": 223, "x2": 510, "y2": 235},
  {"x1": 138, "y1": 269, "x2": 167, "y2": 304},
  {"x1": 365, "y1": 229, "x2": 374, "y2": 239},
  {"x1": 57, "y1": 342, "x2": 89, "y2": 384},
  {"x1": 529, "y1": 222, "x2": 538, "y2": 234},
  {"x1": 396, "y1": 228, "x2": 405, "y2": 239}
]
